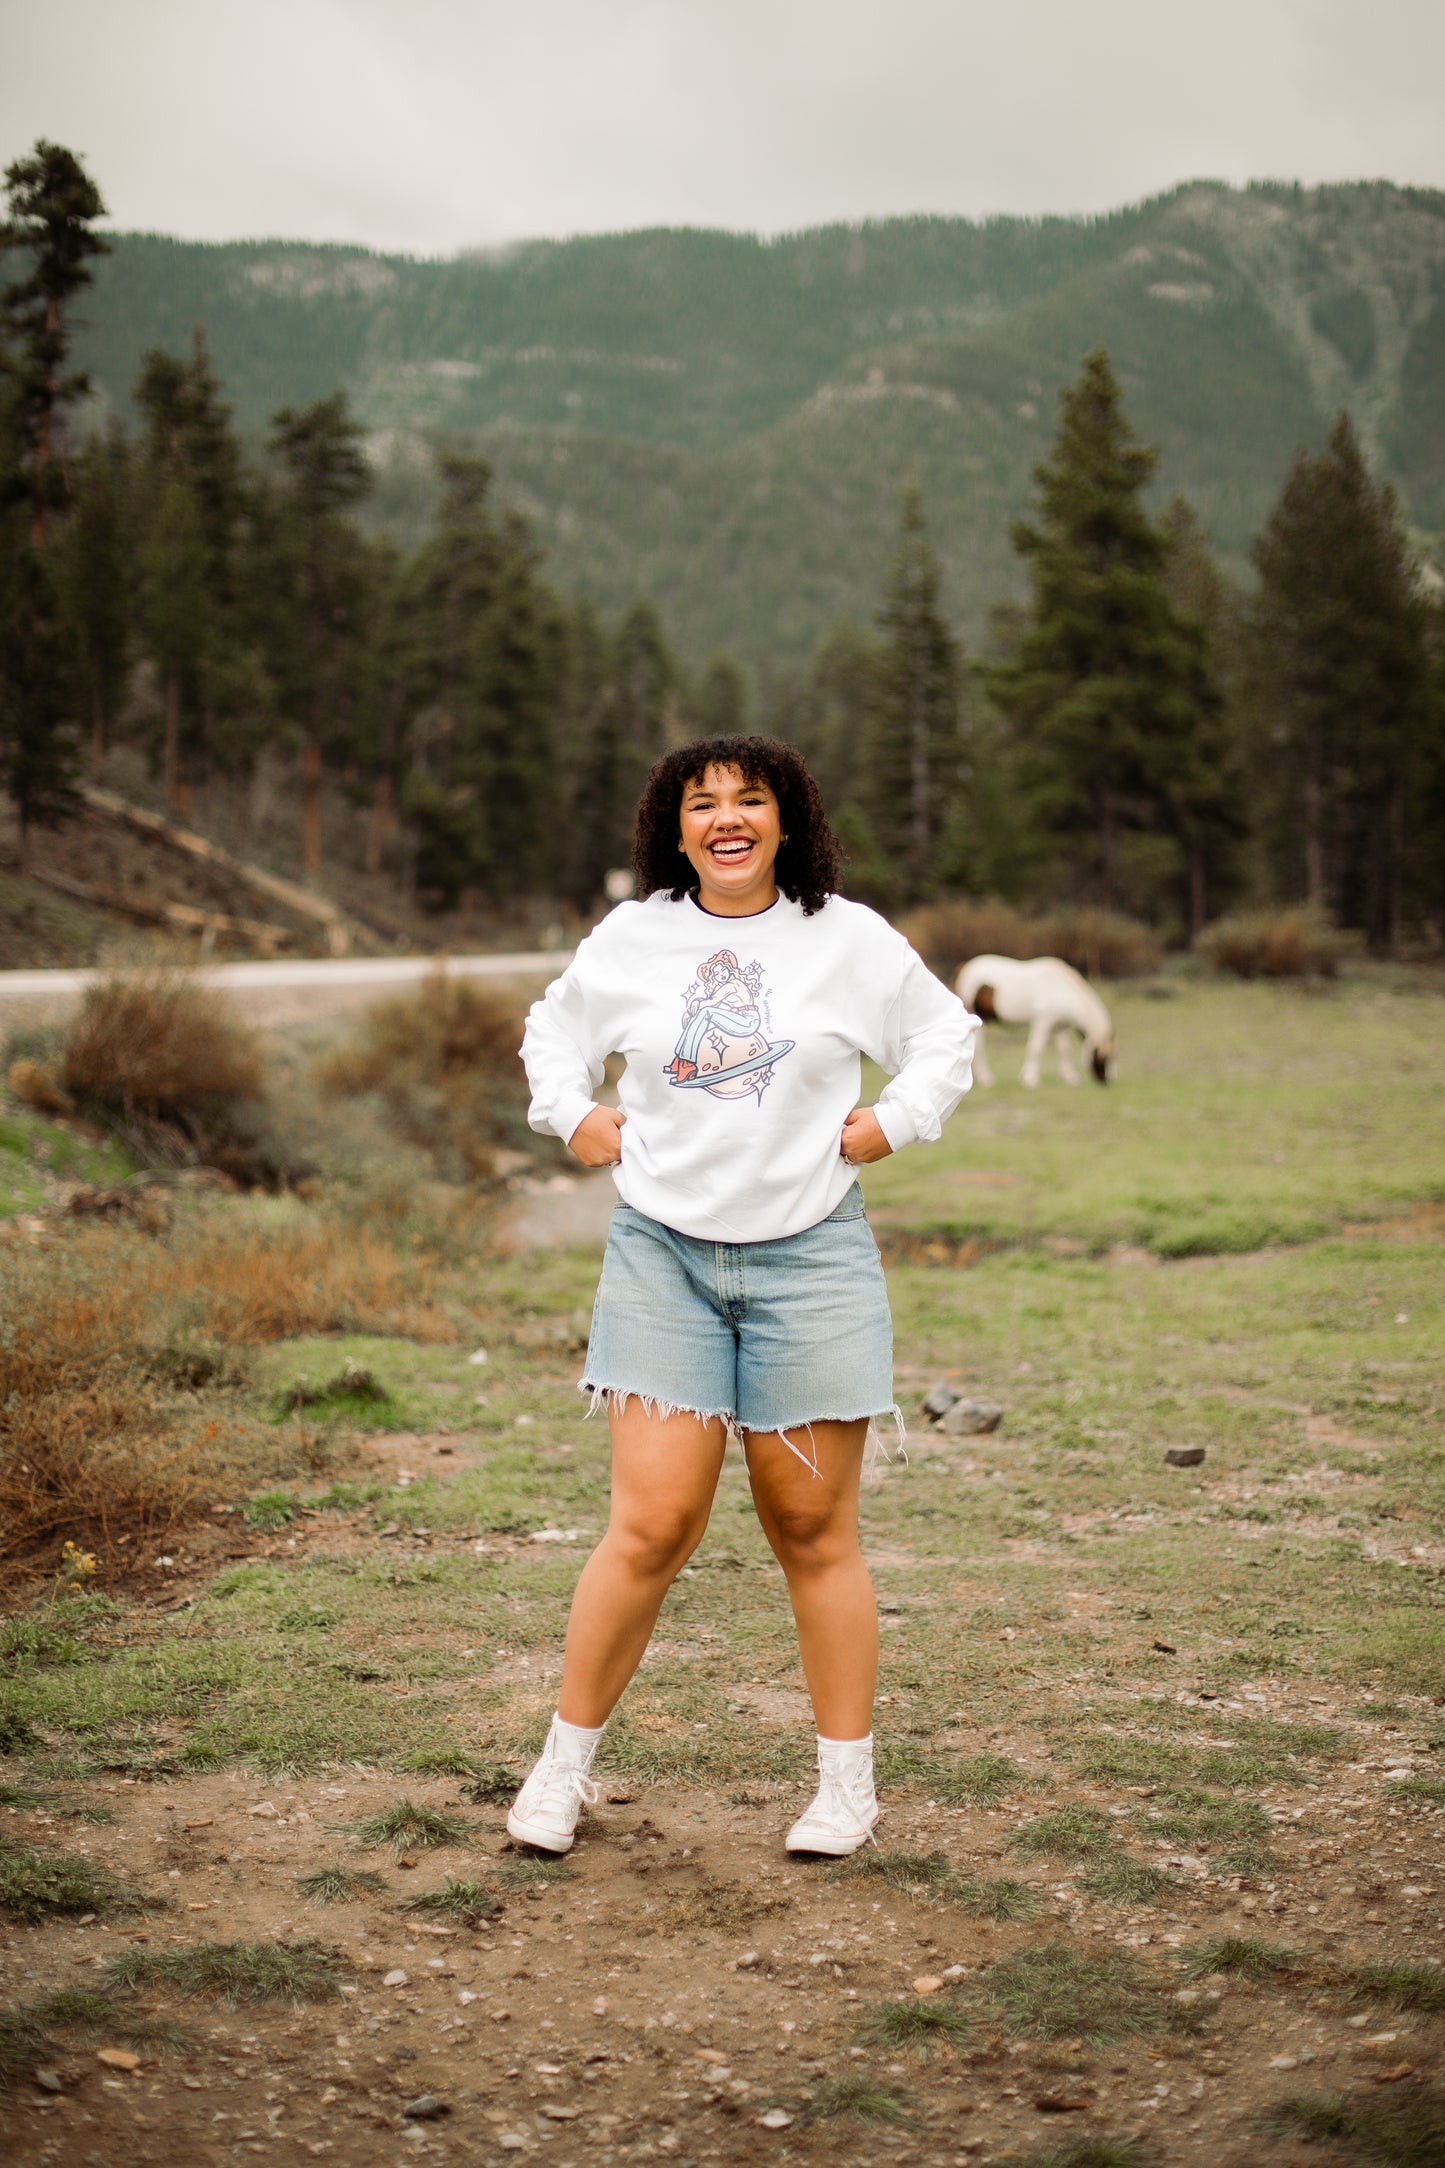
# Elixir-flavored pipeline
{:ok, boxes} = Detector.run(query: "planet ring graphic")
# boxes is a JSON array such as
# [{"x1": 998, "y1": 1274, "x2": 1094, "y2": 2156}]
[{"x1": 669, "y1": 1038, "x2": 796, "y2": 1088}]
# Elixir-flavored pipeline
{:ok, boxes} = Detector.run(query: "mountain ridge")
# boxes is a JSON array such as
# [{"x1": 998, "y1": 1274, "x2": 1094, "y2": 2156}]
[{"x1": 70, "y1": 179, "x2": 1445, "y2": 672}]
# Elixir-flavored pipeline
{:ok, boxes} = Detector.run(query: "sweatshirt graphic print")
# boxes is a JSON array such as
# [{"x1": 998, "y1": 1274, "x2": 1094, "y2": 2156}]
[{"x1": 522, "y1": 890, "x2": 978, "y2": 1245}]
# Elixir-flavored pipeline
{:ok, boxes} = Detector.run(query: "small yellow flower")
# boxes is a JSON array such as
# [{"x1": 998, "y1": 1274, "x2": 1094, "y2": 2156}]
[{"x1": 59, "y1": 1541, "x2": 97, "y2": 1583}]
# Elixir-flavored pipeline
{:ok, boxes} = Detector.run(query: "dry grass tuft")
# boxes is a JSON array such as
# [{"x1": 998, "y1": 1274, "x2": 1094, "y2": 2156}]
[
  {"x1": 60, "y1": 972, "x2": 264, "y2": 1119},
  {"x1": 0, "y1": 1204, "x2": 451, "y2": 1566},
  {"x1": 314, "y1": 973, "x2": 531, "y2": 1180},
  {"x1": 1194, "y1": 907, "x2": 1354, "y2": 980},
  {"x1": 901, "y1": 899, "x2": 1163, "y2": 984}
]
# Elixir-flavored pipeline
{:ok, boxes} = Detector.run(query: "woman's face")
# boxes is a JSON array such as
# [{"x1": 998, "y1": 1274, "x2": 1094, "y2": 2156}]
[{"x1": 678, "y1": 764, "x2": 781, "y2": 915}]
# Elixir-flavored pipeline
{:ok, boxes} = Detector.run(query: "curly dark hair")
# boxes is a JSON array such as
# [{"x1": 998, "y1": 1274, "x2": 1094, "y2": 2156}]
[{"x1": 632, "y1": 736, "x2": 841, "y2": 916}]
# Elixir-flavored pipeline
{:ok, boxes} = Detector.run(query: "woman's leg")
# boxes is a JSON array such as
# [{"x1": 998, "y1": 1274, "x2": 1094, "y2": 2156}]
[
  {"x1": 556, "y1": 1398, "x2": 729, "y2": 1728},
  {"x1": 743, "y1": 1419, "x2": 876, "y2": 1739}
]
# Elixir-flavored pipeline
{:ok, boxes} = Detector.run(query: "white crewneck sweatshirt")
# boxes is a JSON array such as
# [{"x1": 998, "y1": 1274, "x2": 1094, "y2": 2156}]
[{"x1": 521, "y1": 890, "x2": 978, "y2": 1244}]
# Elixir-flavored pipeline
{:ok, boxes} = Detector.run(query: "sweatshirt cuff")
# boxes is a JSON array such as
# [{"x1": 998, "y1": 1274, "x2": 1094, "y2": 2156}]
[
  {"x1": 550, "y1": 1094, "x2": 602, "y2": 1151},
  {"x1": 873, "y1": 1097, "x2": 920, "y2": 1154}
]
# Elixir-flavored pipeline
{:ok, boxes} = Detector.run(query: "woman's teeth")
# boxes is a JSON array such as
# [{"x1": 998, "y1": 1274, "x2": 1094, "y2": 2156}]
[{"x1": 710, "y1": 838, "x2": 752, "y2": 860}]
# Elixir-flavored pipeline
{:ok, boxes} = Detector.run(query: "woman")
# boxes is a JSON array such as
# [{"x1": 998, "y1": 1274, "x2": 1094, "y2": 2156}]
[{"x1": 513, "y1": 735, "x2": 977, "y2": 1856}]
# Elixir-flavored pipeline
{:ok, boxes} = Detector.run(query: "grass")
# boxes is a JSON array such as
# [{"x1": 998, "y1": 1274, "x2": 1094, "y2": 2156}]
[
  {"x1": 1132, "y1": 1790, "x2": 1276, "y2": 1873},
  {"x1": 0, "y1": 1835, "x2": 148, "y2": 1922},
  {"x1": 1079, "y1": 1857, "x2": 1177, "y2": 1905},
  {"x1": 1270, "y1": 2086, "x2": 1445, "y2": 2168},
  {"x1": 1006, "y1": 2143, "x2": 1153, "y2": 2168},
  {"x1": 653, "y1": 1879, "x2": 791, "y2": 1933},
  {"x1": 493, "y1": 1856, "x2": 576, "y2": 1893},
  {"x1": 981, "y1": 1941, "x2": 1164, "y2": 2044},
  {"x1": 807, "y1": 2073, "x2": 914, "y2": 2122},
  {"x1": 0, "y1": 1988, "x2": 185, "y2": 2089},
  {"x1": 1177, "y1": 1936, "x2": 1312, "y2": 1981},
  {"x1": 1346, "y1": 1961, "x2": 1445, "y2": 2015},
  {"x1": 401, "y1": 1877, "x2": 504, "y2": 1925},
  {"x1": 460, "y1": 1765, "x2": 529, "y2": 1804},
  {"x1": 1387, "y1": 1775, "x2": 1445, "y2": 1804},
  {"x1": 1008, "y1": 1808, "x2": 1119, "y2": 1863},
  {"x1": 103, "y1": 1938, "x2": 346, "y2": 2005},
  {"x1": 347, "y1": 1799, "x2": 476, "y2": 1855},
  {"x1": 839, "y1": 1848, "x2": 1038, "y2": 1920},
  {"x1": 859, "y1": 1996, "x2": 974, "y2": 2054},
  {"x1": 295, "y1": 1866, "x2": 389, "y2": 1905}
]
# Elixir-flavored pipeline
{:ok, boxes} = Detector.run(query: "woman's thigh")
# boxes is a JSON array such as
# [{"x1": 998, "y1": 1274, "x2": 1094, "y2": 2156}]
[{"x1": 604, "y1": 1396, "x2": 730, "y2": 1557}]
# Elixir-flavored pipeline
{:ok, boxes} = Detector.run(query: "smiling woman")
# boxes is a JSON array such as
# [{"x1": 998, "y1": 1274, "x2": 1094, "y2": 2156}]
[{"x1": 508, "y1": 735, "x2": 980, "y2": 1863}]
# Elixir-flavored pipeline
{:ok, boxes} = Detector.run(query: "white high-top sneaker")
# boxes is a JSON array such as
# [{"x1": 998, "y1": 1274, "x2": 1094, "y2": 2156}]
[
  {"x1": 785, "y1": 1735, "x2": 878, "y2": 1856},
  {"x1": 506, "y1": 1718, "x2": 601, "y2": 1854}
]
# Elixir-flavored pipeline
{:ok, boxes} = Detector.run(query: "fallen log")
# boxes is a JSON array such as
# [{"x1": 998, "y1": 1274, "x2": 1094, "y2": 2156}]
[{"x1": 30, "y1": 867, "x2": 292, "y2": 952}]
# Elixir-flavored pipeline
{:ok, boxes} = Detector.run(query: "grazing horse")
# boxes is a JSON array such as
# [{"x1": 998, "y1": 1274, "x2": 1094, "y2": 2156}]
[{"x1": 955, "y1": 954, "x2": 1115, "y2": 1088}]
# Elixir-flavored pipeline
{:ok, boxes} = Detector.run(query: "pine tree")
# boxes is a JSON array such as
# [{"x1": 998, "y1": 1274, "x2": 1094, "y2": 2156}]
[
  {"x1": 59, "y1": 423, "x2": 132, "y2": 779},
  {"x1": 0, "y1": 141, "x2": 109, "y2": 546},
  {"x1": 867, "y1": 479, "x2": 961, "y2": 902},
  {"x1": 397, "y1": 455, "x2": 566, "y2": 907},
  {"x1": 1251, "y1": 414, "x2": 1434, "y2": 946},
  {"x1": 692, "y1": 655, "x2": 748, "y2": 736},
  {"x1": 0, "y1": 142, "x2": 108, "y2": 851},
  {"x1": 1159, "y1": 498, "x2": 1248, "y2": 935},
  {"x1": 770, "y1": 620, "x2": 877, "y2": 817},
  {"x1": 573, "y1": 602, "x2": 677, "y2": 902},
  {"x1": 987, "y1": 350, "x2": 1210, "y2": 914},
  {"x1": 263, "y1": 393, "x2": 372, "y2": 877}
]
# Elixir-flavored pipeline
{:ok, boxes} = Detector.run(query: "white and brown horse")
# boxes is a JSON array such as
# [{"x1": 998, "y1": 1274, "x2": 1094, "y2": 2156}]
[{"x1": 955, "y1": 955, "x2": 1115, "y2": 1088}]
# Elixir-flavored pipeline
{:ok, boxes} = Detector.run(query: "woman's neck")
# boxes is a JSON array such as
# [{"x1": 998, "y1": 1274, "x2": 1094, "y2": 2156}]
[{"x1": 692, "y1": 879, "x2": 780, "y2": 919}]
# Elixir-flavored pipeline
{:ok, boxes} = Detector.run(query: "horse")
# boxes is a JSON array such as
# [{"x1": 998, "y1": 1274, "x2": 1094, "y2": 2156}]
[{"x1": 954, "y1": 954, "x2": 1115, "y2": 1088}]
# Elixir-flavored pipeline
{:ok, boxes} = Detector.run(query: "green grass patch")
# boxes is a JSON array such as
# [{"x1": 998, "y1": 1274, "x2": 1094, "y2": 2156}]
[
  {"x1": 1008, "y1": 1807, "x2": 1119, "y2": 1863},
  {"x1": 0, "y1": 1988, "x2": 184, "y2": 2089},
  {"x1": 295, "y1": 1867, "x2": 388, "y2": 1905},
  {"x1": 460, "y1": 1765, "x2": 527, "y2": 1804},
  {"x1": 838, "y1": 1847, "x2": 1038, "y2": 1920},
  {"x1": 401, "y1": 1877, "x2": 503, "y2": 1925},
  {"x1": 493, "y1": 1856, "x2": 576, "y2": 1893},
  {"x1": 244, "y1": 1489, "x2": 301, "y2": 1530},
  {"x1": 1080, "y1": 1857, "x2": 1177, "y2": 1906},
  {"x1": 808, "y1": 2074, "x2": 914, "y2": 2122},
  {"x1": 1178, "y1": 1936, "x2": 1312, "y2": 1982},
  {"x1": 1346, "y1": 1961, "x2": 1445, "y2": 2015},
  {"x1": 1133, "y1": 1790, "x2": 1276, "y2": 1873},
  {"x1": 1387, "y1": 1776, "x2": 1445, "y2": 1804},
  {"x1": 981, "y1": 1940, "x2": 1164, "y2": 2043},
  {"x1": 1269, "y1": 2085, "x2": 1445, "y2": 2167},
  {"x1": 270, "y1": 1358, "x2": 393, "y2": 1420},
  {"x1": 858, "y1": 1996, "x2": 974, "y2": 2055},
  {"x1": 1072, "y1": 1737, "x2": 1193, "y2": 1786},
  {"x1": 400, "y1": 1747, "x2": 488, "y2": 1778},
  {"x1": 0, "y1": 1837, "x2": 149, "y2": 1922},
  {"x1": 1009, "y1": 2143, "x2": 1154, "y2": 2168},
  {"x1": 103, "y1": 1938, "x2": 346, "y2": 2005},
  {"x1": 347, "y1": 1799, "x2": 476, "y2": 1855}
]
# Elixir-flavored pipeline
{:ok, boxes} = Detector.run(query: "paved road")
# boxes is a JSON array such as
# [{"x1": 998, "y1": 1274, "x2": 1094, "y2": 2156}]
[{"x1": 0, "y1": 949, "x2": 571, "y2": 1026}]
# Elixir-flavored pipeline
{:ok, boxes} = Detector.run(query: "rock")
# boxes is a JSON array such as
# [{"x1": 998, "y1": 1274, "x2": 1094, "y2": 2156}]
[
  {"x1": 757, "y1": 2109, "x2": 794, "y2": 2130},
  {"x1": 923, "y1": 1383, "x2": 960, "y2": 1420},
  {"x1": 402, "y1": 2095, "x2": 450, "y2": 2120},
  {"x1": 96, "y1": 2049, "x2": 141, "y2": 2072},
  {"x1": 911, "y1": 1976, "x2": 943, "y2": 1994},
  {"x1": 33, "y1": 2069, "x2": 62, "y2": 2093},
  {"x1": 940, "y1": 1397, "x2": 1003, "y2": 1436},
  {"x1": 383, "y1": 1969, "x2": 409, "y2": 1988},
  {"x1": 1034, "y1": 2095, "x2": 1090, "y2": 2113},
  {"x1": 541, "y1": 2104, "x2": 581, "y2": 2120},
  {"x1": 248, "y1": 1801, "x2": 278, "y2": 1817},
  {"x1": 499, "y1": 2135, "x2": 528, "y2": 2150},
  {"x1": 591, "y1": 1995, "x2": 608, "y2": 2014},
  {"x1": 1165, "y1": 1447, "x2": 1206, "y2": 1467},
  {"x1": 457, "y1": 1990, "x2": 477, "y2": 2005},
  {"x1": 1268, "y1": 2054, "x2": 1299, "y2": 2070}
]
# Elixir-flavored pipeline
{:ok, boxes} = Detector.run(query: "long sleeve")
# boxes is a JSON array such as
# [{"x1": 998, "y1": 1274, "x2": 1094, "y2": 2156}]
[
  {"x1": 866, "y1": 941, "x2": 979, "y2": 1153},
  {"x1": 521, "y1": 946, "x2": 608, "y2": 1150}
]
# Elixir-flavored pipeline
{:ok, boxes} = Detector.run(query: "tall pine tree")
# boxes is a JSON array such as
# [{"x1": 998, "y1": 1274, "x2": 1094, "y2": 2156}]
[
  {"x1": 0, "y1": 142, "x2": 108, "y2": 857},
  {"x1": 867, "y1": 479, "x2": 961, "y2": 903},
  {"x1": 988, "y1": 350, "x2": 1212, "y2": 915},
  {"x1": 1251, "y1": 414, "x2": 1434, "y2": 946}
]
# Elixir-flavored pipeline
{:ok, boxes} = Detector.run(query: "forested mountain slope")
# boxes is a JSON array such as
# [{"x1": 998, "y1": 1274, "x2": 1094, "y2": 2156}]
[{"x1": 75, "y1": 181, "x2": 1445, "y2": 671}]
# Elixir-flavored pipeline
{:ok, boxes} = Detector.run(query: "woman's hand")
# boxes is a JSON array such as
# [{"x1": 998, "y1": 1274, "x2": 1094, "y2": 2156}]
[
  {"x1": 840, "y1": 1107, "x2": 892, "y2": 1165},
  {"x1": 568, "y1": 1105, "x2": 627, "y2": 1167}
]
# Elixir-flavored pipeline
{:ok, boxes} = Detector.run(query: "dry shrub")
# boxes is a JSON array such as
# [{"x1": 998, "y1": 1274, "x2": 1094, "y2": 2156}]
[
  {"x1": 901, "y1": 898, "x2": 1163, "y2": 983},
  {"x1": 60, "y1": 972, "x2": 264, "y2": 1118},
  {"x1": 0, "y1": 1208, "x2": 452, "y2": 1566},
  {"x1": 1194, "y1": 908, "x2": 1354, "y2": 980},
  {"x1": 314, "y1": 973, "x2": 530, "y2": 1179}
]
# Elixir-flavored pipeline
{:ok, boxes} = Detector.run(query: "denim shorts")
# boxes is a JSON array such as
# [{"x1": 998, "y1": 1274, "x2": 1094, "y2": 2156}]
[{"x1": 581, "y1": 1183, "x2": 895, "y2": 1438}]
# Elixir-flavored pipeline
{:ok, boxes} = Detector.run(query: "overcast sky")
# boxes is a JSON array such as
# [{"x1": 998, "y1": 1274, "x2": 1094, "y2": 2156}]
[{"x1": 3, "y1": 0, "x2": 1443, "y2": 256}]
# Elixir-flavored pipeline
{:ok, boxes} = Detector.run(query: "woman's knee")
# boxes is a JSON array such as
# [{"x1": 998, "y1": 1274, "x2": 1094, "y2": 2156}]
[
  {"x1": 606, "y1": 1510, "x2": 701, "y2": 1582},
  {"x1": 766, "y1": 1500, "x2": 856, "y2": 1571}
]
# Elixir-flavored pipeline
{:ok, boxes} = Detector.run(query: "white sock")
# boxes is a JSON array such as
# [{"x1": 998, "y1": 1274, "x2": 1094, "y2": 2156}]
[
  {"x1": 818, "y1": 1731, "x2": 873, "y2": 1765},
  {"x1": 549, "y1": 1713, "x2": 605, "y2": 1764}
]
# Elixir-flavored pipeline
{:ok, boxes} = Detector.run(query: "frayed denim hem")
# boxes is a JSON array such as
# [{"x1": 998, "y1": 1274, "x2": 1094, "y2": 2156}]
[{"x1": 578, "y1": 1382, "x2": 907, "y2": 1479}]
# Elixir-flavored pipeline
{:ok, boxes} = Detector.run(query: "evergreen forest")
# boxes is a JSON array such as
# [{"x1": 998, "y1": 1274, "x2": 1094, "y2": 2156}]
[{"x1": 2, "y1": 140, "x2": 1443, "y2": 948}]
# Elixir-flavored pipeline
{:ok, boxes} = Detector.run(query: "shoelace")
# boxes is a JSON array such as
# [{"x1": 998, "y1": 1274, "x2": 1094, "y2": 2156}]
[{"x1": 527, "y1": 1755, "x2": 600, "y2": 1819}]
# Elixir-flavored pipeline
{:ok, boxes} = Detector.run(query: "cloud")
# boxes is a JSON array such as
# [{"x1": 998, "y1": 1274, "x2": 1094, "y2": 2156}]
[{"x1": 2, "y1": 0, "x2": 1442, "y2": 254}]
